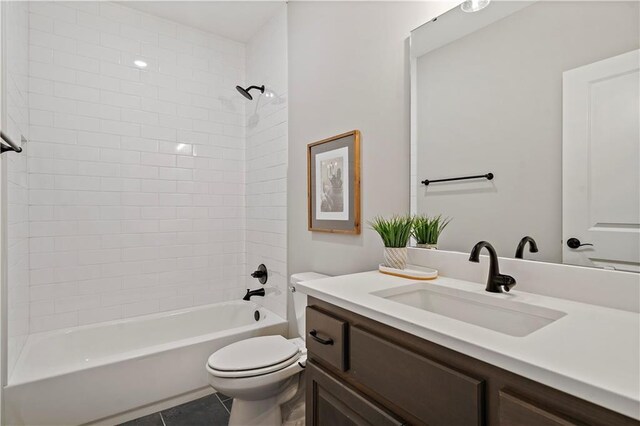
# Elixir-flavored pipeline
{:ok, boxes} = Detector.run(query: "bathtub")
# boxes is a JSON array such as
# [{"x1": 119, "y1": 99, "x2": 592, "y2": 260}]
[{"x1": 4, "y1": 301, "x2": 287, "y2": 426}]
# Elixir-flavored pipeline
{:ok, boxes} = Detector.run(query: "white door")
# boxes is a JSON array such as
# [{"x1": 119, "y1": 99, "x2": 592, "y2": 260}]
[{"x1": 563, "y1": 49, "x2": 640, "y2": 272}]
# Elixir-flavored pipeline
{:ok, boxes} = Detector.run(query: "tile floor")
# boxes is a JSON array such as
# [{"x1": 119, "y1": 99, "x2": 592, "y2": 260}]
[{"x1": 119, "y1": 393, "x2": 233, "y2": 426}]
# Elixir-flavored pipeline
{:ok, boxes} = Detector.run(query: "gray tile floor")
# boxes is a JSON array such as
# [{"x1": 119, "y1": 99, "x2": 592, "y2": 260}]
[{"x1": 119, "y1": 393, "x2": 233, "y2": 426}]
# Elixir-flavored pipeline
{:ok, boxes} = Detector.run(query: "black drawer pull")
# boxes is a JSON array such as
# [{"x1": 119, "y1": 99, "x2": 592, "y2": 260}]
[{"x1": 309, "y1": 329, "x2": 334, "y2": 345}]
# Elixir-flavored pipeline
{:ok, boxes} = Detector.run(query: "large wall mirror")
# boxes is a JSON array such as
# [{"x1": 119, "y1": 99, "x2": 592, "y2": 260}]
[{"x1": 410, "y1": 1, "x2": 639, "y2": 272}]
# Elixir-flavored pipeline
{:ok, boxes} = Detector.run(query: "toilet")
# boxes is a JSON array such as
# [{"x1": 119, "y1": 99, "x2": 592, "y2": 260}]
[{"x1": 206, "y1": 272, "x2": 329, "y2": 426}]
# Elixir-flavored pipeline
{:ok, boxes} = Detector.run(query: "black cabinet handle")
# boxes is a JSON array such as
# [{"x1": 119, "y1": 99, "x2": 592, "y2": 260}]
[
  {"x1": 567, "y1": 238, "x2": 594, "y2": 249},
  {"x1": 309, "y1": 329, "x2": 334, "y2": 345}
]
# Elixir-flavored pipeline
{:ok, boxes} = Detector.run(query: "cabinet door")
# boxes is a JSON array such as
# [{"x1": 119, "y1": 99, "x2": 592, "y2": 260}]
[
  {"x1": 499, "y1": 390, "x2": 580, "y2": 426},
  {"x1": 350, "y1": 326, "x2": 484, "y2": 426},
  {"x1": 306, "y1": 361, "x2": 405, "y2": 426}
]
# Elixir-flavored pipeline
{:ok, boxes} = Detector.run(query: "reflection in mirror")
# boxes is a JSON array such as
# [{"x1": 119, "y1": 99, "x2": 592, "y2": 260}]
[{"x1": 410, "y1": 1, "x2": 639, "y2": 272}]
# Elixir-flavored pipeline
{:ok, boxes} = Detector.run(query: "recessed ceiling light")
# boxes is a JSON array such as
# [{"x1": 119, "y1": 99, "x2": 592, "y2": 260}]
[
  {"x1": 461, "y1": 0, "x2": 491, "y2": 13},
  {"x1": 134, "y1": 60, "x2": 148, "y2": 68}
]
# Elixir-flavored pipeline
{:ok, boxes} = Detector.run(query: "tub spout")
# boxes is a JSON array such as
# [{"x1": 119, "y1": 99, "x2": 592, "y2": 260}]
[{"x1": 243, "y1": 288, "x2": 265, "y2": 301}]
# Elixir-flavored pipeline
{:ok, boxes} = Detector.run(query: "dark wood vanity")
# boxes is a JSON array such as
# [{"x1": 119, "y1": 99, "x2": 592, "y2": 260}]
[{"x1": 305, "y1": 297, "x2": 638, "y2": 426}]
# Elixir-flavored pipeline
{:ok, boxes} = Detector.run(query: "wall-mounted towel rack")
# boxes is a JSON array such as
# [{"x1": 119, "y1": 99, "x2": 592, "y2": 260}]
[
  {"x1": 0, "y1": 131, "x2": 24, "y2": 154},
  {"x1": 421, "y1": 172, "x2": 493, "y2": 186}
]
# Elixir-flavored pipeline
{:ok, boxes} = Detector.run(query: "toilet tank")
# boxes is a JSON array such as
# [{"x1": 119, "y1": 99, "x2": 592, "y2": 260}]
[{"x1": 290, "y1": 272, "x2": 330, "y2": 340}]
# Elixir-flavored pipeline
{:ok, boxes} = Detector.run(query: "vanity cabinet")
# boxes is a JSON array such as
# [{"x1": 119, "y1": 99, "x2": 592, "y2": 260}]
[{"x1": 305, "y1": 299, "x2": 638, "y2": 426}]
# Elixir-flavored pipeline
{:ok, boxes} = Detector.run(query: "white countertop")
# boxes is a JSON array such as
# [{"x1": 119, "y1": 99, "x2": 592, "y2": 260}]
[{"x1": 298, "y1": 271, "x2": 640, "y2": 420}]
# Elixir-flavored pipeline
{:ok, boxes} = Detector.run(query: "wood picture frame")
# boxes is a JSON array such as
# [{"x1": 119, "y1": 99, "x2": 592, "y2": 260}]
[{"x1": 307, "y1": 130, "x2": 361, "y2": 234}]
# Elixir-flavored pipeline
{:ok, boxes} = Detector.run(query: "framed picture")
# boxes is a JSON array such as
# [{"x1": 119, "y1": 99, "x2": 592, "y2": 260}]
[{"x1": 307, "y1": 130, "x2": 361, "y2": 234}]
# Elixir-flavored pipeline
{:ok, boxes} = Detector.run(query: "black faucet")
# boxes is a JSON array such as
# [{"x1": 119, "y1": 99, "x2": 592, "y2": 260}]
[
  {"x1": 469, "y1": 241, "x2": 516, "y2": 293},
  {"x1": 515, "y1": 236, "x2": 538, "y2": 259},
  {"x1": 243, "y1": 288, "x2": 265, "y2": 301}
]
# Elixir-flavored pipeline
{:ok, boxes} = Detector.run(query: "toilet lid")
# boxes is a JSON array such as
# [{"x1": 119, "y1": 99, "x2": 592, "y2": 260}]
[{"x1": 208, "y1": 335, "x2": 300, "y2": 373}]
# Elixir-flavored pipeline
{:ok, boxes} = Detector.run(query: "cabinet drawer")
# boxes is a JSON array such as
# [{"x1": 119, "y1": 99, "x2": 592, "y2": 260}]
[
  {"x1": 350, "y1": 326, "x2": 484, "y2": 426},
  {"x1": 306, "y1": 306, "x2": 348, "y2": 371},
  {"x1": 307, "y1": 361, "x2": 405, "y2": 426},
  {"x1": 499, "y1": 390, "x2": 579, "y2": 426}
]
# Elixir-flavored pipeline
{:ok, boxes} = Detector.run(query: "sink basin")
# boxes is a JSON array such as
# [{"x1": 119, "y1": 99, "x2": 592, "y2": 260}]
[{"x1": 372, "y1": 283, "x2": 566, "y2": 337}]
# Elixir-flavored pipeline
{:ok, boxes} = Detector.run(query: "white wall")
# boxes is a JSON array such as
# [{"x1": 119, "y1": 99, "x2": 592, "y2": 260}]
[
  {"x1": 415, "y1": 1, "x2": 640, "y2": 262},
  {"x1": 287, "y1": 2, "x2": 454, "y2": 277},
  {"x1": 245, "y1": 7, "x2": 288, "y2": 319},
  {"x1": 4, "y1": 0, "x2": 30, "y2": 378},
  {"x1": 26, "y1": 2, "x2": 248, "y2": 332}
]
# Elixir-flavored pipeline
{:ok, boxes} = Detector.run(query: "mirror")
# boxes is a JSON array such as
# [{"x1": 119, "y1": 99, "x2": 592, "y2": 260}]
[{"x1": 410, "y1": 1, "x2": 639, "y2": 272}]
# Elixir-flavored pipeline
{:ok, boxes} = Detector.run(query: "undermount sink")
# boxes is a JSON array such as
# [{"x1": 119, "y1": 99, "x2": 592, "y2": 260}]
[{"x1": 372, "y1": 283, "x2": 566, "y2": 337}]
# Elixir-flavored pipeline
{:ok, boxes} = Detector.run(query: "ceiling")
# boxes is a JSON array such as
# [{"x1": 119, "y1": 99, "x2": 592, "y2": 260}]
[{"x1": 121, "y1": 1, "x2": 285, "y2": 42}]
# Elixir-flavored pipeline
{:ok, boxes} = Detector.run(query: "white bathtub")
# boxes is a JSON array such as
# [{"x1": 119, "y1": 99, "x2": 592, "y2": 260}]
[{"x1": 4, "y1": 301, "x2": 287, "y2": 426}]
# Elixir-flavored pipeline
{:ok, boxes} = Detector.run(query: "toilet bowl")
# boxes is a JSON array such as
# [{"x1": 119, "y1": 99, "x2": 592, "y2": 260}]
[{"x1": 206, "y1": 272, "x2": 329, "y2": 426}]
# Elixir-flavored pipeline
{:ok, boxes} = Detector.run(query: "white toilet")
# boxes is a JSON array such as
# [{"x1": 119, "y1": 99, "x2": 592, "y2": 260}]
[{"x1": 206, "y1": 272, "x2": 328, "y2": 426}]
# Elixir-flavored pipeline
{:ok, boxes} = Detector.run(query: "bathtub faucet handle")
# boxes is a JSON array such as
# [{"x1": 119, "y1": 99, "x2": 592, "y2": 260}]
[{"x1": 250, "y1": 264, "x2": 268, "y2": 284}]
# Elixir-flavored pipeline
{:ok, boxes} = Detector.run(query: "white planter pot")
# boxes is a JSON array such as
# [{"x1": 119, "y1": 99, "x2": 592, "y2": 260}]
[{"x1": 383, "y1": 247, "x2": 408, "y2": 270}]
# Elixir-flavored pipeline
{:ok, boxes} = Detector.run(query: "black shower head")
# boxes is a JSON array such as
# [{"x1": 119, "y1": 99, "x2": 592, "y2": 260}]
[{"x1": 236, "y1": 84, "x2": 265, "y2": 100}]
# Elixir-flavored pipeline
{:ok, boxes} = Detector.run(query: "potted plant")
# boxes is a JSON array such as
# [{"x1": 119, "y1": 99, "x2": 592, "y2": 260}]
[
  {"x1": 369, "y1": 215, "x2": 414, "y2": 269},
  {"x1": 412, "y1": 215, "x2": 451, "y2": 249}
]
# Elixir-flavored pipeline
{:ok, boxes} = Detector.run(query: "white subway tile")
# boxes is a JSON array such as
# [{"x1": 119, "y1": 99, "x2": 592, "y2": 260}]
[
  {"x1": 54, "y1": 51, "x2": 100, "y2": 73},
  {"x1": 77, "y1": 41, "x2": 121, "y2": 63},
  {"x1": 54, "y1": 21, "x2": 99, "y2": 44},
  {"x1": 30, "y1": 30, "x2": 76, "y2": 55},
  {"x1": 140, "y1": 14, "x2": 176, "y2": 38},
  {"x1": 29, "y1": 77, "x2": 54, "y2": 95},
  {"x1": 29, "y1": 45, "x2": 53, "y2": 64},
  {"x1": 122, "y1": 300, "x2": 159, "y2": 318},
  {"x1": 121, "y1": 109, "x2": 159, "y2": 126},
  {"x1": 140, "y1": 179, "x2": 176, "y2": 193},
  {"x1": 24, "y1": 2, "x2": 284, "y2": 331},
  {"x1": 101, "y1": 120, "x2": 141, "y2": 137},
  {"x1": 54, "y1": 113, "x2": 101, "y2": 132},
  {"x1": 78, "y1": 305, "x2": 122, "y2": 325},
  {"x1": 101, "y1": 32, "x2": 141, "y2": 54},
  {"x1": 29, "y1": 61, "x2": 76, "y2": 83},
  {"x1": 120, "y1": 164, "x2": 158, "y2": 179},
  {"x1": 55, "y1": 294, "x2": 101, "y2": 313},
  {"x1": 30, "y1": 2, "x2": 77, "y2": 24},
  {"x1": 99, "y1": 3, "x2": 141, "y2": 27},
  {"x1": 76, "y1": 72, "x2": 120, "y2": 92},
  {"x1": 31, "y1": 312, "x2": 78, "y2": 333},
  {"x1": 77, "y1": 11, "x2": 119, "y2": 35},
  {"x1": 77, "y1": 161, "x2": 120, "y2": 177},
  {"x1": 120, "y1": 24, "x2": 158, "y2": 45},
  {"x1": 29, "y1": 13, "x2": 54, "y2": 32},
  {"x1": 77, "y1": 249, "x2": 121, "y2": 265},
  {"x1": 121, "y1": 137, "x2": 158, "y2": 153},
  {"x1": 29, "y1": 95, "x2": 75, "y2": 116},
  {"x1": 100, "y1": 90, "x2": 141, "y2": 108}
]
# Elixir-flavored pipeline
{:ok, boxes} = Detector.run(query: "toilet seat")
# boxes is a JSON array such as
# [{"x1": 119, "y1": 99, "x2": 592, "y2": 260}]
[{"x1": 208, "y1": 336, "x2": 301, "y2": 378}]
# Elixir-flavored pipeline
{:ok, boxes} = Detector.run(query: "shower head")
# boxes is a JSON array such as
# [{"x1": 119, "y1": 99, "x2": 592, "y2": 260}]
[{"x1": 236, "y1": 84, "x2": 265, "y2": 100}]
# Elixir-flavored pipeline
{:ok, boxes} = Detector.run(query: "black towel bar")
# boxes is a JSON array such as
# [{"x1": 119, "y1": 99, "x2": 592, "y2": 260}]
[{"x1": 421, "y1": 173, "x2": 493, "y2": 186}]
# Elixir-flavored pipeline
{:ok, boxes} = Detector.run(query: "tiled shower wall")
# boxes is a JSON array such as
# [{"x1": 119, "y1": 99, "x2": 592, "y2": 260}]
[
  {"x1": 26, "y1": 2, "x2": 249, "y2": 332},
  {"x1": 5, "y1": 0, "x2": 30, "y2": 376},
  {"x1": 245, "y1": 8, "x2": 288, "y2": 319}
]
